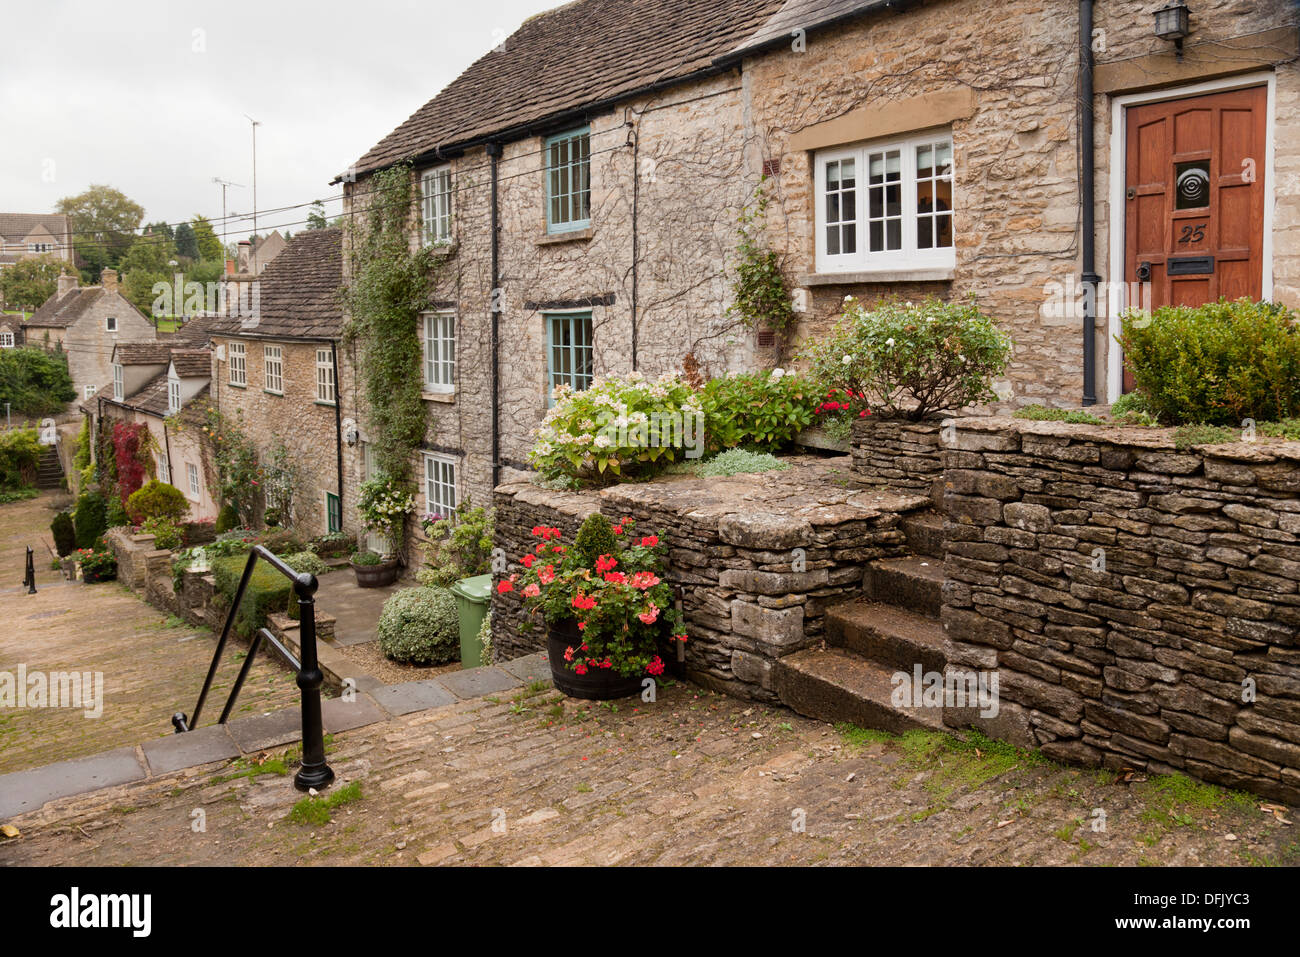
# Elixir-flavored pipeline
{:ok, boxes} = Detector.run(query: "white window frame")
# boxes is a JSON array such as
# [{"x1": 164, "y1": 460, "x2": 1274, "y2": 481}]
[
  {"x1": 316, "y1": 347, "x2": 335, "y2": 404},
  {"x1": 158, "y1": 454, "x2": 170, "y2": 485},
  {"x1": 263, "y1": 344, "x2": 283, "y2": 394},
  {"x1": 421, "y1": 165, "x2": 453, "y2": 246},
  {"x1": 84, "y1": 384, "x2": 97, "y2": 399},
  {"x1": 105, "y1": 316, "x2": 117, "y2": 332},
  {"x1": 168, "y1": 374, "x2": 182, "y2": 415},
  {"x1": 28, "y1": 242, "x2": 52, "y2": 253},
  {"x1": 186, "y1": 462, "x2": 200, "y2": 498},
  {"x1": 423, "y1": 452, "x2": 458, "y2": 523},
  {"x1": 228, "y1": 341, "x2": 246, "y2": 386},
  {"x1": 113, "y1": 363, "x2": 124, "y2": 401},
  {"x1": 814, "y1": 129, "x2": 955, "y2": 274},
  {"x1": 0, "y1": 332, "x2": 13, "y2": 348},
  {"x1": 422, "y1": 311, "x2": 456, "y2": 392}
]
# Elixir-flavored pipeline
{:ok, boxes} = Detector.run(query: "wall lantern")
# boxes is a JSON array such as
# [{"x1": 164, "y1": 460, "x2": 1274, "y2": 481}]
[{"x1": 1153, "y1": 3, "x2": 1191, "y2": 56}]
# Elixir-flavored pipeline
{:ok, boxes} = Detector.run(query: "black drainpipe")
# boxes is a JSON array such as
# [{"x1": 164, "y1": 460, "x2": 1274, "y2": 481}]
[
  {"x1": 330, "y1": 338, "x2": 344, "y2": 524},
  {"x1": 1080, "y1": 0, "x2": 1099, "y2": 406},
  {"x1": 488, "y1": 142, "x2": 502, "y2": 488}
]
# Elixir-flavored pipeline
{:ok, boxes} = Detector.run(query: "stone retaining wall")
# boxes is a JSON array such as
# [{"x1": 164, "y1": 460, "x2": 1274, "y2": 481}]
[
  {"x1": 943, "y1": 417, "x2": 1300, "y2": 804},
  {"x1": 851, "y1": 417, "x2": 945, "y2": 506},
  {"x1": 492, "y1": 459, "x2": 929, "y2": 699}
]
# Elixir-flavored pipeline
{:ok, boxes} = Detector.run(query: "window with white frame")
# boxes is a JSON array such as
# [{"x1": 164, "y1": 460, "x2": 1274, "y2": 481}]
[
  {"x1": 113, "y1": 363, "x2": 124, "y2": 401},
  {"x1": 105, "y1": 316, "x2": 117, "y2": 332},
  {"x1": 168, "y1": 374, "x2": 181, "y2": 415},
  {"x1": 158, "y1": 454, "x2": 170, "y2": 485},
  {"x1": 814, "y1": 131, "x2": 954, "y2": 273},
  {"x1": 264, "y1": 344, "x2": 283, "y2": 393},
  {"x1": 187, "y1": 462, "x2": 200, "y2": 497},
  {"x1": 28, "y1": 242, "x2": 52, "y2": 253},
  {"x1": 421, "y1": 166, "x2": 453, "y2": 246},
  {"x1": 84, "y1": 384, "x2": 97, "y2": 399},
  {"x1": 546, "y1": 128, "x2": 591, "y2": 233},
  {"x1": 316, "y1": 347, "x2": 335, "y2": 404},
  {"x1": 423, "y1": 311, "x2": 455, "y2": 391},
  {"x1": 228, "y1": 341, "x2": 246, "y2": 386},
  {"x1": 0, "y1": 332, "x2": 14, "y2": 348},
  {"x1": 423, "y1": 453, "x2": 458, "y2": 522}
]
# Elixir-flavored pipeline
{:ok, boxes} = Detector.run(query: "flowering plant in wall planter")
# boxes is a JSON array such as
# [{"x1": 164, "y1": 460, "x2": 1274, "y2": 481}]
[
  {"x1": 813, "y1": 387, "x2": 872, "y2": 444},
  {"x1": 501, "y1": 512, "x2": 687, "y2": 699},
  {"x1": 356, "y1": 475, "x2": 415, "y2": 554}
]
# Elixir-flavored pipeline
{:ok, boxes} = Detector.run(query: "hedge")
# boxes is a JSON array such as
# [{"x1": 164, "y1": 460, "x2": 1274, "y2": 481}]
[{"x1": 211, "y1": 554, "x2": 294, "y2": 639}]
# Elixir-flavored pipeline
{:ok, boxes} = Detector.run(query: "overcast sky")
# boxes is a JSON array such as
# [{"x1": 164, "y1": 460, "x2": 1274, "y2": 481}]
[{"x1": 0, "y1": 0, "x2": 559, "y2": 244}]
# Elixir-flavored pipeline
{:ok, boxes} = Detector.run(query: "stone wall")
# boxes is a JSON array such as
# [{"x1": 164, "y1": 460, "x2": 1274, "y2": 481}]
[
  {"x1": 492, "y1": 459, "x2": 928, "y2": 699},
  {"x1": 942, "y1": 418, "x2": 1300, "y2": 804},
  {"x1": 851, "y1": 417, "x2": 945, "y2": 505}
]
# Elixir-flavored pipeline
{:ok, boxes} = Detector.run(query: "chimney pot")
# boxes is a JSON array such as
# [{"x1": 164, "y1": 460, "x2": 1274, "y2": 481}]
[{"x1": 56, "y1": 274, "x2": 78, "y2": 298}]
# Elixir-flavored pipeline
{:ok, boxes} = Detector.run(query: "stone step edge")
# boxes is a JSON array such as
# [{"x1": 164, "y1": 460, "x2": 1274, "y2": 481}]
[{"x1": 773, "y1": 647, "x2": 947, "y2": 736}]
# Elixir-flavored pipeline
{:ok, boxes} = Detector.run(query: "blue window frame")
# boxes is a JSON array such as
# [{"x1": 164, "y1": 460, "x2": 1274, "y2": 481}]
[
  {"x1": 326, "y1": 492, "x2": 342, "y2": 533},
  {"x1": 545, "y1": 311, "x2": 593, "y2": 402},
  {"x1": 545, "y1": 127, "x2": 591, "y2": 233}
]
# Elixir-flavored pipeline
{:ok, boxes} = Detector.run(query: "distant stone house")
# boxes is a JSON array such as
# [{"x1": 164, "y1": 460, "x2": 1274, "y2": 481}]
[
  {"x1": 0, "y1": 214, "x2": 73, "y2": 308},
  {"x1": 24, "y1": 269, "x2": 158, "y2": 403},
  {"x1": 337, "y1": 0, "x2": 1297, "y2": 507},
  {"x1": 208, "y1": 228, "x2": 354, "y2": 538}
]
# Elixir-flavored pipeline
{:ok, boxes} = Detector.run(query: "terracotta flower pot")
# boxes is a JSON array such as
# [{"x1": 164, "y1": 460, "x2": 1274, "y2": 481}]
[
  {"x1": 351, "y1": 558, "x2": 399, "y2": 588},
  {"x1": 546, "y1": 619, "x2": 644, "y2": 701}
]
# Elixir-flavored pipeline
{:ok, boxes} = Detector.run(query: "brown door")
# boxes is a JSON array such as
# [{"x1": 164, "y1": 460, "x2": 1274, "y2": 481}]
[{"x1": 1123, "y1": 85, "x2": 1267, "y2": 391}]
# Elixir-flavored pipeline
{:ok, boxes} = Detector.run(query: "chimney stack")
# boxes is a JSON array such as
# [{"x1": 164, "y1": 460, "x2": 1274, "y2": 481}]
[
  {"x1": 99, "y1": 268, "x2": 119, "y2": 291},
  {"x1": 56, "y1": 273, "x2": 78, "y2": 298},
  {"x1": 237, "y1": 240, "x2": 251, "y2": 274},
  {"x1": 225, "y1": 259, "x2": 235, "y2": 275}
]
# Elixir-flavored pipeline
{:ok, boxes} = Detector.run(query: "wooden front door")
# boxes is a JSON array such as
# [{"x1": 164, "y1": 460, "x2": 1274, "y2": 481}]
[{"x1": 1123, "y1": 85, "x2": 1267, "y2": 391}]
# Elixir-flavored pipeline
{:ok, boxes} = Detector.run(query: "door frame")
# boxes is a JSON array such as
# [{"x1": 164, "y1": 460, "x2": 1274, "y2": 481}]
[{"x1": 1106, "y1": 71, "x2": 1276, "y2": 402}]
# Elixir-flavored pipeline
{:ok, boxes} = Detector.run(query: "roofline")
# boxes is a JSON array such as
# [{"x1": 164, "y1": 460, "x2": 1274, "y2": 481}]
[
  {"x1": 333, "y1": 59, "x2": 743, "y2": 184},
  {"x1": 210, "y1": 329, "x2": 341, "y2": 344},
  {"x1": 710, "y1": 0, "x2": 899, "y2": 68}
]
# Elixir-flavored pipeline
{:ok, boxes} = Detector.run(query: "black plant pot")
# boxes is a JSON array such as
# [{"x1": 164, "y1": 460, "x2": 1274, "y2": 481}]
[{"x1": 546, "y1": 619, "x2": 644, "y2": 701}]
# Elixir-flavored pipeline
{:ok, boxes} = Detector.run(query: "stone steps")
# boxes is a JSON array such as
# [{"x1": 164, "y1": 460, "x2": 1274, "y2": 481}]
[
  {"x1": 825, "y1": 599, "x2": 948, "y2": 674},
  {"x1": 901, "y1": 509, "x2": 945, "y2": 559},
  {"x1": 36, "y1": 447, "x2": 63, "y2": 489},
  {"x1": 863, "y1": 555, "x2": 944, "y2": 619},
  {"x1": 773, "y1": 647, "x2": 946, "y2": 735}
]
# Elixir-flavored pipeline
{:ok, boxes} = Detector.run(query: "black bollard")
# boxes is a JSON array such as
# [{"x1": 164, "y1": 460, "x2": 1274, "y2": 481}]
[
  {"x1": 292, "y1": 572, "x2": 334, "y2": 792},
  {"x1": 24, "y1": 546, "x2": 36, "y2": 595}
]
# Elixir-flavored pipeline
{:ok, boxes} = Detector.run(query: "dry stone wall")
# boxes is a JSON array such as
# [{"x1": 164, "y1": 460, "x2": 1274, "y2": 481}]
[{"x1": 850, "y1": 417, "x2": 945, "y2": 505}]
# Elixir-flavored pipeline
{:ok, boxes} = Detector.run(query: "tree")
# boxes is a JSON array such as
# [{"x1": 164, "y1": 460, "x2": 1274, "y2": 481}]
[
  {"x1": 0, "y1": 255, "x2": 66, "y2": 310},
  {"x1": 143, "y1": 221, "x2": 174, "y2": 241},
  {"x1": 306, "y1": 200, "x2": 328, "y2": 230},
  {"x1": 55, "y1": 185, "x2": 145, "y2": 278},
  {"x1": 174, "y1": 222, "x2": 198, "y2": 260},
  {"x1": 0, "y1": 347, "x2": 76, "y2": 417},
  {"x1": 120, "y1": 231, "x2": 175, "y2": 315},
  {"x1": 191, "y1": 215, "x2": 222, "y2": 261}
]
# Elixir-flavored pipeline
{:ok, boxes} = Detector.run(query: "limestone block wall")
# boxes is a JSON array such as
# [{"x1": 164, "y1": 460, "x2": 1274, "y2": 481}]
[
  {"x1": 850, "y1": 417, "x2": 945, "y2": 505},
  {"x1": 942, "y1": 418, "x2": 1300, "y2": 804}
]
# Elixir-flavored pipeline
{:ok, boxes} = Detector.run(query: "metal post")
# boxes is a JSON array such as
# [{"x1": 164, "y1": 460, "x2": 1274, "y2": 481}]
[
  {"x1": 23, "y1": 546, "x2": 36, "y2": 594},
  {"x1": 292, "y1": 572, "x2": 334, "y2": 792}
]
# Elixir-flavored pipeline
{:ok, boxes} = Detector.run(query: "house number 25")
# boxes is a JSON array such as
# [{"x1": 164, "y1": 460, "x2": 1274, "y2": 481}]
[{"x1": 1178, "y1": 224, "x2": 1205, "y2": 244}]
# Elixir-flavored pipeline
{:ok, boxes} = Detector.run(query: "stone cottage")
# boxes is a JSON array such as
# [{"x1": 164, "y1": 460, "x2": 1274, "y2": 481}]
[
  {"x1": 336, "y1": 0, "x2": 1296, "y2": 510},
  {"x1": 208, "y1": 227, "x2": 354, "y2": 538},
  {"x1": 24, "y1": 269, "x2": 158, "y2": 403}
]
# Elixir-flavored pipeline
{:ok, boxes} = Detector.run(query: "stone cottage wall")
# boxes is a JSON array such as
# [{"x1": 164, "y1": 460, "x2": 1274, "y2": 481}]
[
  {"x1": 851, "y1": 417, "x2": 945, "y2": 505},
  {"x1": 943, "y1": 418, "x2": 1300, "y2": 804}
]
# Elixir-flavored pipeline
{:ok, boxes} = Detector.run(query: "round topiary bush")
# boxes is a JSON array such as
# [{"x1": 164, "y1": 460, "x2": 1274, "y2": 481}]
[
  {"x1": 127, "y1": 479, "x2": 190, "y2": 525},
  {"x1": 50, "y1": 511, "x2": 76, "y2": 557},
  {"x1": 376, "y1": 587, "x2": 459, "y2": 665}
]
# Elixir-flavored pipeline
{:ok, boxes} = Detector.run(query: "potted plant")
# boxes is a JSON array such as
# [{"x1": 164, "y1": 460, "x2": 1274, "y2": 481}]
[
  {"x1": 503, "y1": 513, "x2": 687, "y2": 700},
  {"x1": 350, "y1": 549, "x2": 398, "y2": 588},
  {"x1": 353, "y1": 474, "x2": 414, "y2": 586},
  {"x1": 75, "y1": 545, "x2": 118, "y2": 584}
]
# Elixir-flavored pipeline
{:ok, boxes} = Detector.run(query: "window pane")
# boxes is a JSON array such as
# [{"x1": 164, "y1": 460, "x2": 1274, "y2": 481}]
[
  {"x1": 842, "y1": 223, "x2": 856, "y2": 255},
  {"x1": 827, "y1": 226, "x2": 840, "y2": 256},
  {"x1": 887, "y1": 219, "x2": 901, "y2": 250}
]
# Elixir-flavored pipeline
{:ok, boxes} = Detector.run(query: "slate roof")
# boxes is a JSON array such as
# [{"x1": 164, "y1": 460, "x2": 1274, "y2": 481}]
[
  {"x1": 344, "y1": 0, "x2": 786, "y2": 179},
  {"x1": 162, "y1": 314, "x2": 218, "y2": 348},
  {"x1": 113, "y1": 342, "x2": 174, "y2": 366},
  {"x1": 211, "y1": 228, "x2": 343, "y2": 340},
  {"x1": 718, "y1": 0, "x2": 889, "y2": 61},
  {"x1": 24, "y1": 287, "x2": 105, "y2": 328},
  {"x1": 0, "y1": 213, "x2": 69, "y2": 244},
  {"x1": 169, "y1": 349, "x2": 211, "y2": 378}
]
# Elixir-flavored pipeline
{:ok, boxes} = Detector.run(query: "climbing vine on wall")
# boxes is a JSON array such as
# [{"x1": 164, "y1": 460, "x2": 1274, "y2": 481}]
[
  {"x1": 344, "y1": 162, "x2": 441, "y2": 483},
  {"x1": 110, "y1": 421, "x2": 155, "y2": 506},
  {"x1": 728, "y1": 179, "x2": 795, "y2": 348}
]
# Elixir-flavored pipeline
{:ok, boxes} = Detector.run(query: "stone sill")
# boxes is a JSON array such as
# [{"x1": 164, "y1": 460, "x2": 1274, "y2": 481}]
[
  {"x1": 263, "y1": 389, "x2": 284, "y2": 397},
  {"x1": 422, "y1": 390, "x2": 456, "y2": 404},
  {"x1": 314, "y1": 401, "x2": 337, "y2": 408},
  {"x1": 227, "y1": 382, "x2": 246, "y2": 389},
  {"x1": 799, "y1": 268, "x2": 954, "y2": 286},
  {"x1": 427, "y1": 242, "x2": 457, "y2": 258},
  {"x1": 537, "y1": 227, "x2": 594, "y2": 247}
]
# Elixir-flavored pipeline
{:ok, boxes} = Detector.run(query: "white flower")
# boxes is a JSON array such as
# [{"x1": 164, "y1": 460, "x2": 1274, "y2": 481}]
[
  {"x1": 594, "y1": 434, "x2": 612, "y2": 448},
  {"x1": 771, "y1": 367, "x2": 785, "y2": 379},
  {"x1": 885, "y1": 338, "x2": 896, "y2": 347},
  {"x1": 842, "y1": 354, "x2": 853, "y2": 365}
]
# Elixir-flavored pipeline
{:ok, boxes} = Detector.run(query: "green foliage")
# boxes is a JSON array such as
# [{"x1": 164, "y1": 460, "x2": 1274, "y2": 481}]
[
  {"x1": 803, "y1": 296, "x2": 1011, "y2": 420},
  {"x1": 700, "y1": 369, "x2": 817, "y2": 452},
  {"x1": 191, "y1": 216, "x2": 223, "y2": 261},
  {"x1": 344, "y1": 163, "x2": 438, "y2": 480},
  {"x1": 105, "y1": 495, "x2": 129, "y2": 529},
  {"x1": 56, "y1": 183, "x2": 146, "y2": 275},
  {"x1": 305, "y1": 201, "x2": 329, "y2": 231},
  {"x1": 1173, "y1": 424, "x2": 1238, "y2": 450},
  {"x1": 281, "y1": 551, "x2": 329, "y2": 577},
  {"x1": 126, "y1": 479, "x2": 189, "y2": 524},
  {"x1": 0, "y1": 347, "x2": 76, "y2": 417},
  {"x1": 0, "y1": 487, "x2": 39, "y2": 504},
  {"x1": 478, "y1": 610, "x2": 493, "y2": 667},
  {"x1": 350, "y1": 549, "x2": 383, "y2": 566},
  {"x1": 201, "y1": 405, "x2": 262, "y2": 523},
  {"x1": 376, "y1": 587, "x2": 460, "y2": 664},
  {"x1": 72, "y1": 417, "x2": 92, "y2": 474},
  {"x1": 119, "y1": 228, "x2": 175, "y2": 314},
  {"x1": 529, "y1": 371, "x2": 704, "y2": 487},
  {"x1": 260, "y1": 437, "x2": 300, "y2": 526},
  {"x1": 215, "y1": 503, "x2": 240, "y2": 534},
  {"x1": 1109, "y1": 391, "x2": 1161, "y2": 427},
  {"x1": 1119, "y1": 299, "x2": 1300, "y2": 425},
  {"x1": 1259, "y1": 418, "x2": 1300, "y2": 441},
  {"x1": 75, "y1": 546, "x2": 117, "y2": 583},
  {"x1": 308, "y1": 531, "x2": 353, "y2": 559},
  {"x1": 356, "y1": 475, "x2": 415, "y2": 549},
  {"x1": 573, "y1": 513, "x2": 618, "y2": 568},
  {"x1": 1012, "y1": 404, "x2": 1104, "y2": 425},
  {"x1": 728, "y1": 180, "x2": 795, "y2": 337},
  {"x1": 0, "y1": 255, "x2": 66, "y2": 310},
  {"x1": 417, "y1": 498, "x2": 495, "y2": 588},
  {"x1": 212, "y1": 554, "x2": 293, "y2": 638},
  {"x1": 141, "y1": 517, "x2": 183, "y2": 550},
  {"x1": 697, "y1": 449, "x2": 791, "y2": 477},
  {"x1": 50, "y1": 512, "x2": 76, "y2": 557},
  {"x1": 289, "y1": 781, "x2": 363, "y2": 825},
  {"x1": 173, "y1": 222, "x2": 198, "y2": 260},
  {"x1": 73, "y1": 490, "x2": 107, "y2": 548},
  {"x1": 0, "y1": 427, "x2": 41, "y2": 490}
]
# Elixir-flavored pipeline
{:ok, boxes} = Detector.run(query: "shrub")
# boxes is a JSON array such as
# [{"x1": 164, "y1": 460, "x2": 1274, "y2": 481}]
[
  {"x1": 0, "y1": 346, "x2": 75, "y2": 417},
  {"x1": 215, "y1": 503, "x2": 240, "y2": 534},
  {"x1": 356, "y1": 475, "x2": 415, "y2": 550},
  {"x1": 351, "y1": 549, "x2": 383, "y2": 566},
  {"x1": 1118, "y1": 299, "x2": 1300, "y2": 425},
  {"x1": 309, "y1": 531, "x2": 353, "y2": 559},
  {"x1": 105, "y1": 496, "x2": 129, "y2": 529},
  {"x1": 262, "y1": 528, "x2": 305, "y2": 556},
  {"x1": 376, "y1": 587, "x2": 459, "y2": 664},
  {"x1": 528, "y1": 371, "x2": 704, "y2": 487},
  {"x1": 212, "y1": 554, "x2": 293, "y2": 638},
  {"x1": 0, "y1": 427, "x2": 41, "y2": 490},
  {"x1": 73, "y1": 490, "x2": 107, "y2": 548},
  {"x1": 281, "y1": 551, "x2": 329, "y2": 577},
  {"x1": 50, "y1": 511, "x2": 76, "y2": 557},
  {"x1": 111, "y1": 421, "x2": 153, "y2": 506},
  {"x1": 0, "y1": 488, "x2": 38, "y2": 504},
  {"x1": 697, "y1": 449, "x2": 791, "y2": 477},
  {"x1": 573, "y1": 513, "x2": 618, "y2": 568},
  {"x1": 478, "y1": 610, "x2": 493, "y2": 667},
  {"x1": 803, "y1": 296, "x2": 1011, "y2": 420},
  {"x1": 417, "y1": 498, "x2": 494, "y2": 588},
  {"x1": 141, "y1": 517, "x2": 183, "y2": 550},
  {"x1": 127, "y1": 479, "x2": 189, "y2": 524},
  {"x1": 700, "y1": 369, "x2": 818, "y2": 452},
  {"x1": 1109, "y1": 391, "x2": 1161, "y2": 427},
  {"x1": 75, "y1": 546, "x2": 117, "y2": 583}
]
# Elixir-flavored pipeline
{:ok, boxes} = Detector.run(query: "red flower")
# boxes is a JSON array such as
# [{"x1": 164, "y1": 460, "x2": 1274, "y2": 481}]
[
  {"x1": 497, "y1": 580, "x2": 513, "y2": 594},
  {"x1": 522, "y1": 553, "x2": 536, "y2": 568},
  {"x1": 646, "y1": 656, "x2": 665, "y2": 676},
  {"x1": 612, "y1": 525, "x2": 623, "y2": 535},
  {"x1": 603, "y1": 571, "x2": 627, "y2": 585},
  {"x1": 564, "y1": 646, "x2": 575, "y2": 662},
  {"x1": 571, "y1": 593, "x2": 597, "y2": 611},
  {"x1": 595, "y1": 554, "x2": 618, "y2": 574},
  {"x1": 577, "y1": 621, "x2": 586, "y2": 631},
  {"x1": 639, "y1": 535, "x2": 659, "y2": 548},
  {"x1": 574, "y1": 663, "x2": 588, "y2": 676}
]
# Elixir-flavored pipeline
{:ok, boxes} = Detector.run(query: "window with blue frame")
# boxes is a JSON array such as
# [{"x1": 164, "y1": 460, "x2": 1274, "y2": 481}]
[
  {"x1": 545, "y1": 311, "x2": 593, "y2": 402},
  {"x1": 545, "y1": 128, "x2": 591, "y2": 233}
]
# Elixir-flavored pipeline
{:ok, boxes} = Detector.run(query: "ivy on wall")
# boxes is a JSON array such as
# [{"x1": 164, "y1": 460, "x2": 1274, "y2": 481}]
[
  {"x1": 344, "y1": 163, "x2": 441, "y2": 483},
  {"x1": 728, "y1": 179, "x2": 795, "y2": 349}
]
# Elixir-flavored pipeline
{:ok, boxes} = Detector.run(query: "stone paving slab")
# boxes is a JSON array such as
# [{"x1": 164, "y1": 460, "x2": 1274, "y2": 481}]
[
  {"x1": 321, "y1": 693, "x2": 387, "y2": 733},
  {"x1": 0, "y1": 746, "x2": 146, "y2": 819},
  {"x1": 437, "y1": 666, "x2": 521, "y2": 699},
  {"x1": 499, "y1": 653, "x2": 552, "y2": 685},
  {"x1": 143, "y1": 725, "x2": 239, "y2": 775},
  {"x1": 370, "y1": 680, "x2": 459, "y2": 716},
  {"x1": 226, "y1": 707, "x2": 304, "y2": 753}
]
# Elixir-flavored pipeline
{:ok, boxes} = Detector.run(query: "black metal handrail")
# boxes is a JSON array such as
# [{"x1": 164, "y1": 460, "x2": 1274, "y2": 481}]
[{"x1": 172, "y1": 545, "x2": 334, "y2": 792}]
